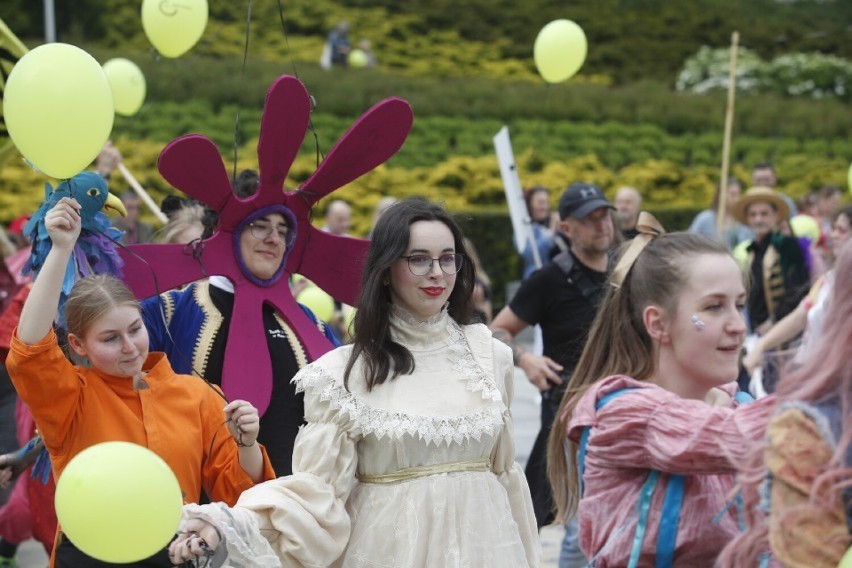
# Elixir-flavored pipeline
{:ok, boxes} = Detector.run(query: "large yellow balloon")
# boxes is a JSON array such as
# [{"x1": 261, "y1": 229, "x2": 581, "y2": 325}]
[
  {"x1": 3, "y1": 43, "x2": 114, "y2": 179},
  {"x1": 298, "y1": 284, "x2": 335, "y2": 323},
  {"x1": 141, "y1": 0, "x2": 208, "y2": 58},
  {"x1": 102, "y1": 58, "x2": 146, "y2": 116},
  {"x1": 533, "y1": 19, "x2": 588, "y2": 83},
  {"x1": 55, "y1": 442, "x2": 182, "y2": 563}
]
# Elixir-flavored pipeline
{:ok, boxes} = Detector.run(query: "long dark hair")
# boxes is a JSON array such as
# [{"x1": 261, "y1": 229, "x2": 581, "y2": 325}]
[{"x1": 344, "y1": 197, "x2": 476, "y2": 391}]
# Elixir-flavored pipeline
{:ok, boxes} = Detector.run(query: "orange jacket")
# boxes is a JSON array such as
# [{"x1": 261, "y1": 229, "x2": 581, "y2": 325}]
[{"x1": 7, "y1": 328, "x2": 275, "y2": 507}]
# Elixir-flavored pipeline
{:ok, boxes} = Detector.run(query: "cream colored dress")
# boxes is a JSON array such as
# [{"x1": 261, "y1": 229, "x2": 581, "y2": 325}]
[{"x1": 187, "y1": 305, "x2": 540, "y2": 567}]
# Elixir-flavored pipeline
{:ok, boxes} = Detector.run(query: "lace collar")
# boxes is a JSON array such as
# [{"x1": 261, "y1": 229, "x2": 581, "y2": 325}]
[
  {"x1": 388, "y1": 304, "x2": 449, "y2": 350},
  {"x1": 387, "y1": 304, "x2": 501, "y2": 402}
]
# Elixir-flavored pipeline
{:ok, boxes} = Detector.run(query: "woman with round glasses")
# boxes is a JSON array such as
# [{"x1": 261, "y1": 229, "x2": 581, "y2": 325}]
[{"x1": 169, "y1": 197, "x2": 540, "y2": 567}]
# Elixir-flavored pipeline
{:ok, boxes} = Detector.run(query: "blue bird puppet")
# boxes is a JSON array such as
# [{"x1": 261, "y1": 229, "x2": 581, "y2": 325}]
[{"x1": 22, "y1": 171, "x2": 127, "y2": 324}]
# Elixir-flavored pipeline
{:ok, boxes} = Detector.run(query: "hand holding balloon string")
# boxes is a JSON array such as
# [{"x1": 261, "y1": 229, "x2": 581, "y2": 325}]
[{"x1": 223, "y1": 400, "x2": 260, "y2": 448}]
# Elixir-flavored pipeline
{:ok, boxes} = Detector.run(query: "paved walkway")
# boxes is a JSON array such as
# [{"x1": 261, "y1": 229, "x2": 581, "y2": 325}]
[
  {"x1": 15, "y1": 355, "x2": 564, "y2": 567},
  {"x1": 511, "y1": 361, "x2": 565, "y2": 567}
]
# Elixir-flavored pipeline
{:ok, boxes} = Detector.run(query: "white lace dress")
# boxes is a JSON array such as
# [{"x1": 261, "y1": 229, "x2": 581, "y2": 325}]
[{"x1": 191, "y1": 305, "x2": 539, "y2": 567}]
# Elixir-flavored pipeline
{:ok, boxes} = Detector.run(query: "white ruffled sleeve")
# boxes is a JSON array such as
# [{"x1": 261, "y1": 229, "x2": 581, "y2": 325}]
[
  {"x1": 489, "y1": 338, "x2": 541, "y2": 567},
  {"x1": 182, "y1": 361, "x2": 359, "y2": 567}
]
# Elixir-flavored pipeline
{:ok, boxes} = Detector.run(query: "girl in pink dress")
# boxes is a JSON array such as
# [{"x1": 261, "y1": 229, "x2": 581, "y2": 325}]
[{"x1": 547, "y1": 214, "x2": 776, "y2": 567}]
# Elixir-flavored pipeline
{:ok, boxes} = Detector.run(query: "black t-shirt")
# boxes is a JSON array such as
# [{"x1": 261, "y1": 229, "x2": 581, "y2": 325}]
[
  {"x1": 509, "y1": 253, "x2": 607, "y2": 373},
  {"x1": 207, "y1": 285, "x2": 304, "y2": 477}
]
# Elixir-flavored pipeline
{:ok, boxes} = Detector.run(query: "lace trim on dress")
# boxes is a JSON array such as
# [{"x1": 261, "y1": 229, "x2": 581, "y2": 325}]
[
  {"x1": 294, "y1": 365, "x2": 505, "y2": 446},
  {"x1": 389, "y1": 302, "x2": 447, "y2": 326},
  {"x1": 388, "y1": 303, "x2": 503, "y2": 403},
  {"x1": 445, "y1": 318, "x2": 503, "y2": 403}
]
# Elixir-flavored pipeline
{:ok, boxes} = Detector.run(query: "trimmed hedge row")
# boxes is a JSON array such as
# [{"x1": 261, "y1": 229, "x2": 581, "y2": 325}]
[{"x1": 97, "y1": 56, "x2": 852, "y2": 140}]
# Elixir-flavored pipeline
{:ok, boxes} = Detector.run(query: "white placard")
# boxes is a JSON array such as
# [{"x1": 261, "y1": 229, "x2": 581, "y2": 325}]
[{"x1": 493, "y1": 126, "x2": 538, "y2": 266}]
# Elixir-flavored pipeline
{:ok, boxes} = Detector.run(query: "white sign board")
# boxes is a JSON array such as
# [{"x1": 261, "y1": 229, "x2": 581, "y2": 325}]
[{"x1": 493, "y1": 126, "x2": 540, "y2": 266}]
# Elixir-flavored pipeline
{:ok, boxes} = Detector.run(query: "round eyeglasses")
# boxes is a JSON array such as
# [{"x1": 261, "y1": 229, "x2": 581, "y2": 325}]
[
  {"x1": 400, "y1": 253, "x2": 464, "y2": 276},
  {"x1": 248, "y1": 220, "x2": 289, "y2": 242}
]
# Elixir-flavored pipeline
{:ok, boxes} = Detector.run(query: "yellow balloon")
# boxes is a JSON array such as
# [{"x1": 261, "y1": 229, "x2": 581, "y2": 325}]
[
  {"x1": 55, "y1": 441, "x2": 182, "y2": 563},
  {"x1": 839, "y1": 546, "x2": 852, "y2": 568},
  {"x1": 789, "y1": 214, "x2": 820, "y2": 241},
  {"x1": 102, "y1": 58, "x2": 146, "y2": 116},
  {"x1": 343, "y1": 306, "x2": 357, "y2": 338},
  {"x1": 3, "y1": 43, "x2": 114, "y2": 179},
  {"x1": 848, "y1": 162, "x2": 852, "y2": 195},
  {"x1": 533, "y1": 19, "x2": 588, "y2": 83},
  {"x1": 349, "y1": 49, "x2": 368, "y2": 69},
  {"x1": 298, "y1": 285, "x2": 335, "y2": 323},
  {"x1": 141, "y1": 0, "x2": 208, "y2": 58}
]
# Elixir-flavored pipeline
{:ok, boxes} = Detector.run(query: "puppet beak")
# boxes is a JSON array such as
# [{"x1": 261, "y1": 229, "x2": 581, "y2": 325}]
[{"x1": 103, "y1": 192, "x2": 127, "y2": 217}]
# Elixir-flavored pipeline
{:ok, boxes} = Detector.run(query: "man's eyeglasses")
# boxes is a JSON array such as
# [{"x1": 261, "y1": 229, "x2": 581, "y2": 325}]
[
  {"x1": 248, "y1": 220, "x2": 289, "y2": 242},
  {"x1": 400, "y1": 253, "x2": 464, "y2": 276}
]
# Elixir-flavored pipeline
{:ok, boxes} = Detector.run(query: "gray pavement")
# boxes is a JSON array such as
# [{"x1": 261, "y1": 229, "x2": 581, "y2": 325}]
[
  {"x1": 14, "y1": 344, "x2": 563, "y2": 567},
  {"x1": 511, "y1": 356, "x2": 565, "y2": 568}
]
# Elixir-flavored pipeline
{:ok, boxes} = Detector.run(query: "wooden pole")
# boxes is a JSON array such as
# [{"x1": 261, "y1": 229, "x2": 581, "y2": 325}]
[
  {"x1": 717, "y1": 31, "x2": 739, "y2": 241},
  {"x1": 117, "y1": 163, "x2": 168, "y2": 225}
]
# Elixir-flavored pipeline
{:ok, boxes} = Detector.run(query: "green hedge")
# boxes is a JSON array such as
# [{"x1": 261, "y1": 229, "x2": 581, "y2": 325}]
[
  {"x1": 108, "y1": 100, "x2": 850, "y2": 181},
  {"x1": 94, "y1": 53, "x2": 852, "y2": 140},
  {"x1": 7, "y1": 0, "x2": 851, "y2": 85}
]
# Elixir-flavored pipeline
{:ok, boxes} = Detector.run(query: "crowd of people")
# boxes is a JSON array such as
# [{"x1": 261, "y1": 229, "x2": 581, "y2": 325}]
[
  {"x1": 497, "y1": 167, "x2": 849, "y2": 568},
  {"x1": 0, "y1": 134, "x2": 849, "y2": 568}
]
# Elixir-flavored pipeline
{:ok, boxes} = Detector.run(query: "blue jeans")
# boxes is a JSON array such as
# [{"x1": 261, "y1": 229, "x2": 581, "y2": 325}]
[{"x1": 559, "y1": 517, "x2": 587, "y2": 568}]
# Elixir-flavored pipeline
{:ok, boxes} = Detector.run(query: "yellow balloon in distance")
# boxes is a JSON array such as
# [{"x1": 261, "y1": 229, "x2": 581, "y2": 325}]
[
  {"x1": 298, "y1": 285, "x2": 335, "y2": 323},
  {"x1": 349, "y1": 49, "x2": 368, "y2": 69},
  {"x1": 141, "y1": 0, "x2": 208, "y2": 58},
  {"x1": 848, "y1": 162, "x2": 852, "y2": 195},
  {"x1": 789, "y1": 214, "x2": 820, "y2": 241},
  {"x1": 54, "y1": 441, "x2": 183, "y2": 563},
  {"x1": 3, "y1": 43, "x2": 114, "y2": 179},
  {"x1": 102, "y1": 58, "x2": 146, "y2": 117},
  {"x1": 533, "y1": 19, "x2": 588, "y2": 83}
]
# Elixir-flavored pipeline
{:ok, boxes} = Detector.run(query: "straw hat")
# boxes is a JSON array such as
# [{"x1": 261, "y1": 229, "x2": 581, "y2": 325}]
[{"x1": 731, "y1": 186, "x2": 790, "y2": 225}]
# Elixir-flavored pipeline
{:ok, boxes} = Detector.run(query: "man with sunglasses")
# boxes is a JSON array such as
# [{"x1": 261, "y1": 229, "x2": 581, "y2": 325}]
[{"x1": 491, "y1": 182, "x2": 616, "y2": 568}]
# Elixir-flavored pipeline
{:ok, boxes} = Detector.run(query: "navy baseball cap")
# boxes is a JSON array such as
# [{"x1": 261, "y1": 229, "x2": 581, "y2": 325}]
[{"x1": 558, "y1": 182, "x2": 615, "y2": 220}]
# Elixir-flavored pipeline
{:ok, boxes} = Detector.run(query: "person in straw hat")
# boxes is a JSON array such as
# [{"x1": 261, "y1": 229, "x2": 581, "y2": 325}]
[{"x1": 733, "y1": 186, "x2": 809, "y2": 336}]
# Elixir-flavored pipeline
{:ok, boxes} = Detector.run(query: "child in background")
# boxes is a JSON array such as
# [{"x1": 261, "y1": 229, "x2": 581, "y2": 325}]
[
  {"x1": 6, "y1": 198, "x2": 275, "y2": 567},
  {"x1": 547, "y1": 214, "x2": 775, "y2": 567}
]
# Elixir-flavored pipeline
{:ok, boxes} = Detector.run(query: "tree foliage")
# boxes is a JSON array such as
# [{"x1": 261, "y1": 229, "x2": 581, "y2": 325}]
[{"x1": 5, "y1": 0, "x2": 852, "y2": 83}]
